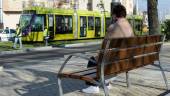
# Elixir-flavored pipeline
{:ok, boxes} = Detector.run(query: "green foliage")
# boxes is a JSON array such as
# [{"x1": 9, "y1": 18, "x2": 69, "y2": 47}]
[
  {"x1": 162, "y1": 20, "x2": 170, "y2": 40},
  {"x1": 0, "y1": 41, "x2": 35, "y2": 51}
]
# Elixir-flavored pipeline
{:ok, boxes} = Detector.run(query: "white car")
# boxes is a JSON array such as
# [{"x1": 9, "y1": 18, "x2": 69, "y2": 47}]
[{"x1": 0, "y1": 29, "x2": 16, "y2": 42}]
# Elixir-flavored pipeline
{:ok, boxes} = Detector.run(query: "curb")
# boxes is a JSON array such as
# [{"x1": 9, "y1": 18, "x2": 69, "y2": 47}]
[
  {"x1": 25, "y1": 46, "x2": 54, "y2": 51},
  {"x1": 0, "y1": 46, "x2": 57, "y2": 55},
  {"x1": 0, "y1": 66, "x2": 3, "y2": 71}
]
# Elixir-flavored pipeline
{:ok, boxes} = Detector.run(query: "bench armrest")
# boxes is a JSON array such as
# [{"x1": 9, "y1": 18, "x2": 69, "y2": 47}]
[
  {"x1": 58, "y1": 54, "x2": 97, "y2": 75},
  {"x1": 72, "y1": 54, "x2": 97, "y2": 63}
]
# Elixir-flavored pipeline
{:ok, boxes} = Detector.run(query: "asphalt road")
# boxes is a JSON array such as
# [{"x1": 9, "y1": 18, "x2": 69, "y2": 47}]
[{"x1": 0, "y1": 45, "x2": 100, "y2": 66}]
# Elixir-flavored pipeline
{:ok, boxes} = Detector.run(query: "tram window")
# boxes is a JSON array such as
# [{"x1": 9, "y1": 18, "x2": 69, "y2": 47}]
[
  {"x1": 49, "y1": 16, "x2": 54, "y2": 27},
  {"x1": 80, "y1": 16, "x2": 87, "y2": 37},
  {"x1": 20, "y1": 14, "x2": 32, "y2": 29},
  {"x1": 105, "y1": 17, "x2": 111, "y2": 32},
  {"x1": 95, "y1": 17, "x2": 101, "y2": 27},
  {"x1": 56, "y1": 15, "x2": 72, "y2": 34},
  {"x1": 88, "y1": 16, "x2": 94, "y2": 30},
  {"x1": 95, "y1": 17, "x2": 101, "y2": 37},
  {"x1": 80, "y1": 17, "x2": 87, "y2": 27},
  {"x1": 31, "y1": 15, "x2": 45, "y2": 32}
]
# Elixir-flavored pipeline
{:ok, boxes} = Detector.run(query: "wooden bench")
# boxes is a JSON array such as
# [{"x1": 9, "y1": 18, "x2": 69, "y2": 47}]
[{"x1": 57, "y1": 35, "x2": 169, "y2": 96}]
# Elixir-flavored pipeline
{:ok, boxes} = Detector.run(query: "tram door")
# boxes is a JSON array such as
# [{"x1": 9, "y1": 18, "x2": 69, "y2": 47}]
[
  {"x1": 95, "y1": 17, "x2": 101, "y2": 37},
  {"x1": 80, "y1": 16, "x2": 87, "y2": 37},
  {"x1": 48, "y1": 15, "x2": 54, "y2": 39}
]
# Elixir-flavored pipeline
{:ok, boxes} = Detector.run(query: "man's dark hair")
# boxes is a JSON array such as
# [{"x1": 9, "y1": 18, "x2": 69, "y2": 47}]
[{"x1": 112, "y1": 4, "x2": 127, "y2": 18}]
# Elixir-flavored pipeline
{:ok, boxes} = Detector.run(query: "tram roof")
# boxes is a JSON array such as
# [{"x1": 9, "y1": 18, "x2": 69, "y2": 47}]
[
  {"x1": 23, "y1": 6, "x2": 112, "y2": 17},
  {"x1": 24, "y1": 6, "x2": 74, "y2": 14},
  {"x1": 23, "y1": 7, "x2": 104, "y2": 16}
]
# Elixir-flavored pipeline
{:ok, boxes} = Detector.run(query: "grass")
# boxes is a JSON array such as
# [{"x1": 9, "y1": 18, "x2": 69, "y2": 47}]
[
  {"x1": 0, "y1": 41, "x2": 35, "y2": 51},
  {"x1": 0, "y1": 42, "x2": 15, "y2": 51}
]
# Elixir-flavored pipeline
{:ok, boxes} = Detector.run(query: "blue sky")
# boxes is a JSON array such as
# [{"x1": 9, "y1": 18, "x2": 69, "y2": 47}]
[{"x1": 138, "y1": 0, "x2": 170, "y2": 20}]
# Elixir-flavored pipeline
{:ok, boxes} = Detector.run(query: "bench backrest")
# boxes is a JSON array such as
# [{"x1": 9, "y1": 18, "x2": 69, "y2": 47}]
[{"x1": 96, "y1": 35, "x2": 165, "y2": 79}]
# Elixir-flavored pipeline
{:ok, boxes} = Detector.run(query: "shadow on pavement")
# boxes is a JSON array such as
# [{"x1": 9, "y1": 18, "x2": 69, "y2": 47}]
[
  {"x1": 13, "y1": 69, "x2": 86, "y2": 96},
  {"x1": 158, "y1": 89, "x2": 170, "y2": 96}
]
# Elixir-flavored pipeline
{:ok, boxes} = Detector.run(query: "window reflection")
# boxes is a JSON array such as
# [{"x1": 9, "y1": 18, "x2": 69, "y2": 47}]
[
  {"x1": 88, "y1": 16, "x2": 94, "y2": 30},
  {"x1": 56, "y1": 15, "x2": 73, "y2": 34}
]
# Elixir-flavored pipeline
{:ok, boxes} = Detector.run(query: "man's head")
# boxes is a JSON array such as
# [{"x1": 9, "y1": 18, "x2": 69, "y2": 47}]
[{"x1": 111, "y1": 4, "x2": 127, "y2": 19}]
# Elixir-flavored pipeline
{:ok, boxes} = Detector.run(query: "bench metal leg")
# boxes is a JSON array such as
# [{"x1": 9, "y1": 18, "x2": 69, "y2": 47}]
[
  {"x1": 57, "y1": 77, "x2": 63, "y2": 96},
  {"x1": 100, "y1": 74, "x2": 109, "y2": 96},
  {"x1": 101, "y1": 81, "x2": 109, "y2": 96},
  {"x1": 158, "y1": 60, "x2": 169, "y2": 90},
  {"x1": 126, "y1": 72, "x2": 130, "y2": 88}
]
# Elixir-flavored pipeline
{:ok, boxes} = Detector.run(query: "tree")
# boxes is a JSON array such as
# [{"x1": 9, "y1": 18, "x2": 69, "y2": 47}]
[
  {"x1": 163, "y1": 20, "x2": 170, "y2": 40},
  {"x1": 147, "y1": 0, "x2": 160, "y2": 35}
]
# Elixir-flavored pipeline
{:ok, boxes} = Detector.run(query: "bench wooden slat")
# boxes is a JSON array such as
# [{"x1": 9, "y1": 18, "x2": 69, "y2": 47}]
[
  {"x1": 146, "y1": 35, "x2": 162, "y2": 43},
  {"x1": 144, "y1": 44, "x2": 161, "y2": 53},
  {"x1": 99, "y1": 43, "x2": 161, "y2": 62},
  {"x1": 102, "y1": 35, "x2": 163, "y2": 49},
  {"x1": 101, "y1": 53, "x2": 159, "y2": 76},
  {"x1": 59, "y1": 67, "x2": 97, "y2": 82},
  {"x1": 68, "y1": 67, "x2": 96, "y2": 74},
  {"x1": 102, "y1": 36, "x2": 146, "y2": 48}
]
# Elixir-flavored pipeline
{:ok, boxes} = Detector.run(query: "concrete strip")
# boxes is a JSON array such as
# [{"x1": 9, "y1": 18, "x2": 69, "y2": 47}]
[
  {"x1": 0, "y1": 46, "x2": 61, "y2": 55},
  {"x1": 26, "y1": 46, "x2": 56, "y2": 51},
  {"x1": 64, "y1": 41, "x2": 102, "y2": 47},
  {"x1": 0, "y1": 66, "x2": 3, "y2": 71}
]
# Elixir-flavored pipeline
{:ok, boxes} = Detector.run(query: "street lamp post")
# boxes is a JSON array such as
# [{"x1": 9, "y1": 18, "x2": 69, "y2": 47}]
[
  {"x1": 73, "y1": 0, "x2": 78, "y2": 38},
  {"x1": 97, "y1": 0, "x2": 106, "y2": 35},
  {"x1": 0, "y1": 0, "x2": 3, "y2": 28}
]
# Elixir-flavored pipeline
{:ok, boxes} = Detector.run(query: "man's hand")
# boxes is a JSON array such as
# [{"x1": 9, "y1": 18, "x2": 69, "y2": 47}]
[{"x1": 107, "y1": 24, "x2": 114, "y2": 33}]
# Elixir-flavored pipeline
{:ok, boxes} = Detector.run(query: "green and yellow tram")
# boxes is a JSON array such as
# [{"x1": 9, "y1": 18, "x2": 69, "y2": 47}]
[{"x1": 19, "y1": 6, "x2": 143, "y2": 42}]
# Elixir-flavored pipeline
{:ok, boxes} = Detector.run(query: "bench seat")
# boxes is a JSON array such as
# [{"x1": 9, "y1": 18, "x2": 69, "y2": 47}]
[{"x1": 59, "y1": 67, "x2": 97, "y2": 83}]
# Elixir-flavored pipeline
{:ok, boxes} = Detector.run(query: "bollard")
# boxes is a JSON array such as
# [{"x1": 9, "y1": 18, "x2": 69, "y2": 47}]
[
  {"x1": 0, "y1": 66, "x2": 3, "y2": 71},
  {"x1": 45, "y1": 36, "x2": 49, "y2": 46}
]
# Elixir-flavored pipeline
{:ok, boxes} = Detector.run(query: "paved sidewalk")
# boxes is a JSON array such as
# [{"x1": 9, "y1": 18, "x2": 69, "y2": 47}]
[{"x1": 0, "y1": 42, "x2": 170, "y2": 96}]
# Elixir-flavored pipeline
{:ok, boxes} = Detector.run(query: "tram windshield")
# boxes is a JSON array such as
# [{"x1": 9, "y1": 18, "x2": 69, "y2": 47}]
[
  {"x1": 20, "y1": 14, "x2": 45, "y2": 32},
  {"x1": 19, "y1": 14, "x2": 32, "y2": 29}
]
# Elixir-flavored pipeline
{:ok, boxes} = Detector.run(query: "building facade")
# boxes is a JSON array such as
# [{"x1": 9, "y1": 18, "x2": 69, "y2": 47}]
[
  {"x1": 1, "y1": 0, "x2": 24, "y2": 29},
  {"x1": 0, "y1": 0, "x2": 134, "y2": 29},
  {"x1": 165, "y1": 15, "x2": 170, "y2": 20}
]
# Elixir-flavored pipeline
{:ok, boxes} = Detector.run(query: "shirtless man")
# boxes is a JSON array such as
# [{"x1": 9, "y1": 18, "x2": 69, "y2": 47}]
[{"x1": 82, "y1": 4, "x2": 134, "y2": 94}]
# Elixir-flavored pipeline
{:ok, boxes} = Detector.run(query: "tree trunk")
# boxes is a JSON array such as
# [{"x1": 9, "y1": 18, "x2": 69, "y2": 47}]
[{"x1": 147, "y1": 0, "x2": 160, "y2": 35}]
